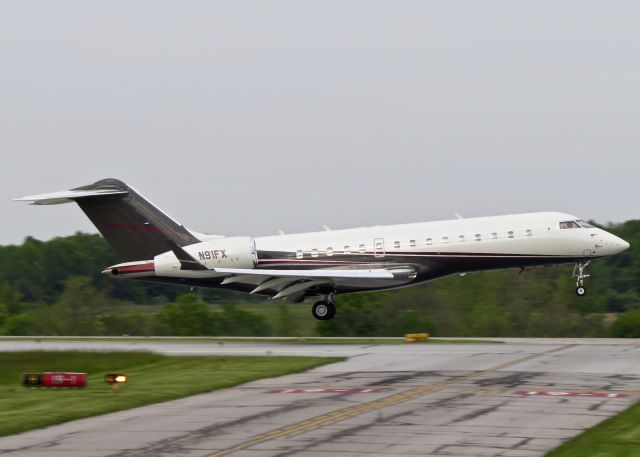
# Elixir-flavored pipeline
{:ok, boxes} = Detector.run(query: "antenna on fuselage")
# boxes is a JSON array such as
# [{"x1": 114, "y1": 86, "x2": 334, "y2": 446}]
[{"x1": 454, "y1": 213, "x2": 464, "y2": 220}]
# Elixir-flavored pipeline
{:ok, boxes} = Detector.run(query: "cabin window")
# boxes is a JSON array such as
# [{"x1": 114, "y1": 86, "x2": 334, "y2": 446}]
[
  {"x1": 507, "y1": 231, "x2": 514, "y2": 239},
  {"x1": 359, "y1": 244, "x2": 366, "y2": 253},
  {"x1": 491, "y1": 232, "x2": 497, "y2": 240},
  {"x1": 442, "y1": 236, "x2": 449, "y2": 243},
  {"x1": 559, "y1": 221, "x2": 580, "y2": 229},
  {"x1": 475, "y1": 233, "x2": 481, "y2": 242},
  {"x1": 296, "y1": 250, "x2": 303, "y2": 259},
  {"x1": 311, "y1": 248, "x2": 318, "y2": 258},
  {"x1": 525, "y1": 229, "x2": 532, "y2": 237},
  {"x1": 394, "y1": 241, "x2": 400, "y2": 249},
  {"x1": 344, "y1": 245, "x2": 351, "y2": 253},
  {"x1": 576, "y1": 219, "x2": 594, "y2": 228},
  {"x1": 326, "y1": 247, "x2": 334, "y2": 256},
  {"x1": 458, "y1": 235, "x2": 465, "y2": 242},
  {"x1": 409, "y1": 239, "x2": 416, "y2": 247},
  {"x1": 426, "y1": 238, "x2": 432, "y2": 245}
]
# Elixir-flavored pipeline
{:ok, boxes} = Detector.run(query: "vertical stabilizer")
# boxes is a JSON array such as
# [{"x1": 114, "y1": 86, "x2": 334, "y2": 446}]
[{"x1": 16, "y1": 178, "x2": 200, "y2": 261}]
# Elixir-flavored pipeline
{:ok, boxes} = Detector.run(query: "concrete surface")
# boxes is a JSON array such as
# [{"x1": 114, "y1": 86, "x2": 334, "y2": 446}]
[{"x1": 0, "y1": 339, "x2": 639, "y2": 456}]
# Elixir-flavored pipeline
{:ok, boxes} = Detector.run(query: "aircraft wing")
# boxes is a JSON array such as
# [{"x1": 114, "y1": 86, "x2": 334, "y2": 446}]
[
  {"x1": 214, "y1": 268, "x2": 394, "y2": 279},
  {"x1": 213, "y1": 267, "x2": 398, "y2": 301}
]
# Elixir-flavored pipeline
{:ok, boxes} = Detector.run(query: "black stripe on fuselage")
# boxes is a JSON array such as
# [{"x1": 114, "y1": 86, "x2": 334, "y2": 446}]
[
  {"x1": 131, "y1": 250, "x2": 598, "y2": 297},
  {"x1": 255, "y1": 250, "x2": 592, "y2": 270},
  {"x1": 254, "y1": 250, "x2": 597, "y2": 291}
]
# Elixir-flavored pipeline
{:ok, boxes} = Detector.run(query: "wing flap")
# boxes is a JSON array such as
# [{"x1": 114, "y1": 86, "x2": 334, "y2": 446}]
[
  {"x1": 215, "y1": 268, "x2": 396, "y2": 300},
  {"x1": 272, "y1": 280, "x2": 329, "y2": 299},
  {"x1": 251, "y1": 277, "x2": 298, "y2": 294}
]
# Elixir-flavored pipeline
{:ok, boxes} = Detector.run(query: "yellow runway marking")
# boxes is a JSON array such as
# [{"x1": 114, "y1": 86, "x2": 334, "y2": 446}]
[{"x1": 208, "y1": 344, "x2": 575, "y2": 457}]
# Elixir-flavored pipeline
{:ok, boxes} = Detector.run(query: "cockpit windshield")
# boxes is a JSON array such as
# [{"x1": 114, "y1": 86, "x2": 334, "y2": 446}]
[
  {"x1": 559, "y1": 220, "x2": 594, "y2": 229},
  {"x1": 559, "y1": 221, "x2": 580, "y2": 229}
]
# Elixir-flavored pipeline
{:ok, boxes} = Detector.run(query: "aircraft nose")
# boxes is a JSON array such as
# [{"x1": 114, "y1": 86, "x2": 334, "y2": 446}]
[
  {"x1": 609, "y1": 235, "x2": 630, "y2": 254},
  {"x1": 620, "y1": 239, "x2": 630, "y2": 251}
]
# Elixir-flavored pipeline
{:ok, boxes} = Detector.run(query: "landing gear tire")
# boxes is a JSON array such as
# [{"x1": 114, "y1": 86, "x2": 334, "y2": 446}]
[
  {"x1": 312, "y1": 301, "x2": 336, "y2": 320},
  {"x1": 573, "y1": 261, "x2": 591, "y2": 298}
]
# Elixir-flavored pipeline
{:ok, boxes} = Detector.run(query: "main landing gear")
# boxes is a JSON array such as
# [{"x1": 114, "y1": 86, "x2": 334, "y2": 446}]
[
  {"x1": 573, "y1": 261, "x2": 591, "y2": 297},
  {"x1": 311, "y1": 294, "x2": 336, "y2": 320}
]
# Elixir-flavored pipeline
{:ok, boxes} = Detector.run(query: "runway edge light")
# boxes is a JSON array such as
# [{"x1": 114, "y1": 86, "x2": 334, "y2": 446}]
[
  {"x1": 22, "y1": 373, "x2": 42, "y2": 387},
  {"x1": 105, "y1": 373, "x2": 128, "y2": 386}
]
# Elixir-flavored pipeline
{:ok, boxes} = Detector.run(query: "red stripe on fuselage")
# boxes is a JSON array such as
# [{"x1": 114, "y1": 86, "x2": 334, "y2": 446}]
[
  {"x1": 117, "y1": 263, "x2": 155, "y2": 274},
  {"x1": 258, "y1": 260, "x2": 355, "y2": 265}
]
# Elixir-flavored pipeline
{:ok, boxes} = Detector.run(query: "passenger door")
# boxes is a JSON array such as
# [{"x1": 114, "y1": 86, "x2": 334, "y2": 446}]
[{"x1": 373, "y1": 238, "x2": 386, "y2": 258}]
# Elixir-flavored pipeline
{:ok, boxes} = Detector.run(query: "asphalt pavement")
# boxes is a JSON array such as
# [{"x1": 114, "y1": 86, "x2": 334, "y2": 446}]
[{"x1": 0, "y1": 338, "x2": 639, "y2": 457}]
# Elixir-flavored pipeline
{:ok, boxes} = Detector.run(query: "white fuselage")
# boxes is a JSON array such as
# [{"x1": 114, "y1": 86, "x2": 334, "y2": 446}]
[
  {"x1": 254, "y1": 212, "x2": 627, "y2": 267},
  {"x1": 135, "y1": 211, "x2": 629, "y2": 296}
]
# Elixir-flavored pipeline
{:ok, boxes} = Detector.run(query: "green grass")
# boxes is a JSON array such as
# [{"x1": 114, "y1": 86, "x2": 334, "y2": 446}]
[
  {"x1": 0, "y1": 351, "x2": 340, "y2": 437},
  {"x1": 545, "y1": 399, "x2": 640, "y2": 457},
  {"x1": 0, "y1": 336, "x2": 501, "y2": 344},
  {"x1": 122, "y1": 301, "x2": 320, "y2": 336},
  {"x1": 217, "y1": 302, "x2": 319, "y2": 335}
]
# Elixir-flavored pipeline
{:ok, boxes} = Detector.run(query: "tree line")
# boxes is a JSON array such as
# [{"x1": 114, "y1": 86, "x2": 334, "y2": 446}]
[{"x1": 0, "y1": 220, "x2": 639, "y2": 337}]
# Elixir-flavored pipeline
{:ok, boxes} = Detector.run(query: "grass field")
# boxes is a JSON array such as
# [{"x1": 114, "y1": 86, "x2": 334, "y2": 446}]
[
  {"x1": 124, "y1": 301, "x2": 320, "y2": 335},
  {"x1": 545, "y1": 399, "x2": 640, "y2": 457},
  {"x1": 218, "y1": 302, "x2": 319, "y2": 335},
  {"x1": 0, "y1": 351, "x2": 340, "y2": 437}
]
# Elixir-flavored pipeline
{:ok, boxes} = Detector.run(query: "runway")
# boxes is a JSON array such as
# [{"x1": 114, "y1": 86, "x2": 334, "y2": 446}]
[{"x1": 1, "y1": 339, "x2": 639, "y2": 457}]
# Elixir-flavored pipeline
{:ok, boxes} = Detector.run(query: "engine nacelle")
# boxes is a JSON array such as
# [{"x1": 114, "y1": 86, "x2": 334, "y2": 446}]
[{"x1": 154, "y1": 237, "x2": 257, "y2": 277}]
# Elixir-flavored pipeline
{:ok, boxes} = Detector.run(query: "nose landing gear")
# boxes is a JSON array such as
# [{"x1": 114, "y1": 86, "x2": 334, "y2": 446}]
[
  {"x1": 573, "y1": 261, "x2": 591, "y2": 297},
  {"x1": 311, "y1": 293, "x2": 336, "y2": 320}
]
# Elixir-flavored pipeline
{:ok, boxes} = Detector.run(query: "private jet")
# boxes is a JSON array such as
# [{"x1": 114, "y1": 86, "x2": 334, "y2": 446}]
[{"x1": 16, "y1": 179, "x2": 630, "y2": 320}]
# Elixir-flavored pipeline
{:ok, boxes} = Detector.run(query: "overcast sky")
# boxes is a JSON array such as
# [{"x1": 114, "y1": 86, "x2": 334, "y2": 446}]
[{"x1": 1, "y1": 1, "x2": 638, "y2": 245}]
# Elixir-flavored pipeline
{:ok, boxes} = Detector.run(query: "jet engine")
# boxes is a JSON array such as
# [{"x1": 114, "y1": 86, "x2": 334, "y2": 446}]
[{"x1": 154, "y1": 237, "x2": 257, "y2": 276}]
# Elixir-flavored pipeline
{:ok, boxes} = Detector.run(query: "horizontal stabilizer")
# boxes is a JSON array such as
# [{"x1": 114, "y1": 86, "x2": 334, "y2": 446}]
[{"x1": 14, "y1": 189, "x2": 128, "y2": 205}]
